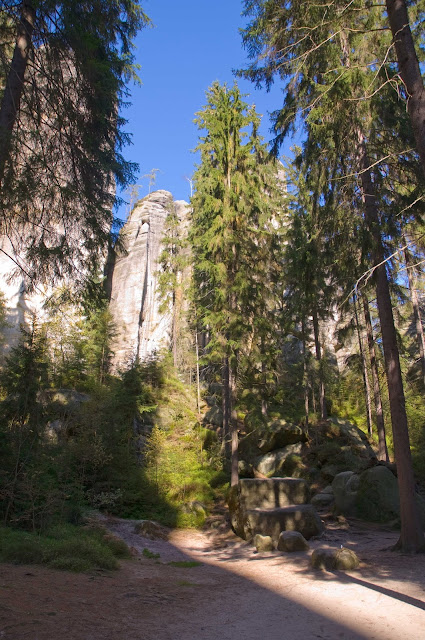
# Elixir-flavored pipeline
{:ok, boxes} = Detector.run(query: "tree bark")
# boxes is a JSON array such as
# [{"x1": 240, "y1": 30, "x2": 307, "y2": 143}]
[
  {"x1": 353, "y1": 295, "x2": 373, "y2": 438},
  {"x1": 386, "y1": 0, "x2": 425, "y2": 177},
  {"x1": 0, "y1": 3, "x2": 36, "y2": 188},
  {"x1": 312, "y1": 309, "x2": 327, "y2": 420},
  {"x1": 301, "y1": 317, "x2": 309, "y2": 431},
  {"x1": 229, "y1": 357, "x2": 239, "y2": 487},
  {"x1": 357, "y1": 133, "x2": 424, "y2": 552},
  {"x1": 221, "y1": 356, "x2": 230, "y2": 458},
  {"x1": 362, "y1": 294, "x2": 389, "y2": 461},
  {"x1": 403, "y1": 239, "x2": 425, "y2": 387}
]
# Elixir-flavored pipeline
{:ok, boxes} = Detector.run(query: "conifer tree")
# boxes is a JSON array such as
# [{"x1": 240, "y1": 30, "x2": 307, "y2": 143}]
[
  {"x1": 190, "y1": 81, "x2": 282, "y2": 485},
  {"x1": 0, "y1": 1, "x2": 150, "y2": 283},
  {"x1": 240, "y1": 0, "x2": 425, "y2": 551}
]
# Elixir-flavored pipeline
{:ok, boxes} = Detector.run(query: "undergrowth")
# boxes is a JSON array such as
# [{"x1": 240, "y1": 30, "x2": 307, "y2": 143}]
[{"x1": 0, "y1": 523, "x2": 130, "y2": 572}]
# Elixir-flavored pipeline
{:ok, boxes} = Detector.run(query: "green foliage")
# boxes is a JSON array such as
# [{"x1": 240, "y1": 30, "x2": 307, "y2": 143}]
[
  {"x1": 142, "y1": 547, "x2": 160, "y2": 559},
  {"x1": 0, "y1": 1, "x2": 151, "y2": 284},
  {"x1": 0, "y1": 523, "x2": 130, "y2": 571}
]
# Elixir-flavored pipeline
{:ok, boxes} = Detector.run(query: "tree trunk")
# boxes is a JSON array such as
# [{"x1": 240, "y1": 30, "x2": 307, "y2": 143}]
[
  {"x1": 357, "y1": 133, "x2": 424, "y2": 552},
  {"x1": 353, "y1": 295, "x2": 373, "y2": 438},
  {"x1": 362, "y1": 293, "x2": 389, "y2": 461},
  {"x1": 386, "y1": 0, "x2": 425, "y2": 177},
  {"x1": 301, "y1": 318, "x2": 309, "y2": 431},
  {"x1": 312, "y1": 310, "x2": 327, "y2": 420},
  {"x1": 221, "y1": 356, "x2": 230, "y2": 457},
  {"x1": 0, "y1": 3, "x2": 36, "y2": 188},
  {"x1": 403, "y1": 239, "x2": 425, "y2": 387},
  {"x1": 229, "y1": 357, "x2": 239, "y2": 487},
  {"x1": 195, "y1": 330, "x2": 201, "y2": 420}
]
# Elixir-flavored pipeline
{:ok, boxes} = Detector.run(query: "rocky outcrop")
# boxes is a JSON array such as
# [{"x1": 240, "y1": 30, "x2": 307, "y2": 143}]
[
  {"x1": 228, "y1": 478, "x2": 324, "y2": 544},
  {"x1": 332, "y1": 466, "x2": 425, "y2": 525},
  {"x1": 108, "y1": 191, "x2": 189, "y2": 370},
  {"x1": 0, "y1": 235, "x2": 51, "y2": 357}
]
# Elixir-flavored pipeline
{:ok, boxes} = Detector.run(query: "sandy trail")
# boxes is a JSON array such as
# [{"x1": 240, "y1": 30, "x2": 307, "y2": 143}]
[{"x1": 1, "y1": 514, "x2": 424, "y2": 640}]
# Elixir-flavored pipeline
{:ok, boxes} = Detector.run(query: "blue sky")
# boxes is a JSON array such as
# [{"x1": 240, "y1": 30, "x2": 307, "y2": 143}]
[{"x1": 117, "y1": 0, "x2": 294, "y2": 219}]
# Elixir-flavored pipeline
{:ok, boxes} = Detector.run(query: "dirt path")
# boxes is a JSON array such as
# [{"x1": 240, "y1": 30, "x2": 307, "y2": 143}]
[{"x1": 1, "y1": 514, "x2": 425, "y2": 640}]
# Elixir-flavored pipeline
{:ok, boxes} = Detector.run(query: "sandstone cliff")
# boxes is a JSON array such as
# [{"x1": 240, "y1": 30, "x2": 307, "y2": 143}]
[{"x1": 108, "y1": 190, "x2": 189, "y2": 370}]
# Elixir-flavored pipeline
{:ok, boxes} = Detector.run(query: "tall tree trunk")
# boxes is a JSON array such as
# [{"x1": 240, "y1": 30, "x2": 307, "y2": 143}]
[
  {"x1": 229, "y1": 357, "x2": 239, "y2": 487},
  {"x1": 386, "y1": 0, "x2": 425, "y2": 177},
  {"x1": 362, "y1": 294, "x2": 389, "y2": 461},
  {"x1": 403, "y1": 238, "x2": 425, "y2": 387},
  {"x1": 195, "y1": 330, "x2": 201, "y2": 420},
  {"x1": 312, "y1": 310, "x2": 327, "y2": 420},
  {"x1": 353, "y1": 295, "x2": 373, "y2": 438},
  {"x1": 221, "y1": 356, "x2": 230, "y2": 457},
  {"x1": 261, "y1": 357, "x2": 268, "y2": 417},
  {"x1": 301, "y1": 317, "x2": 309, "y2": 431},
  {"x1": 0, "y1": 3, "x2": 36, "y2": 188},
  {"x1": 357, "y1": 133, "x2": 424, "y2": 552},
  {"x1": 260, "y1": 336, "x2": 268, "y2": 417}
]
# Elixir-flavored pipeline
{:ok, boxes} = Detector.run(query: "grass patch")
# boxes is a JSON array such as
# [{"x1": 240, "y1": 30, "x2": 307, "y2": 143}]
[
  {"x1": 0, "y1": 523, "x2": 131, "y2": 572},
  {"x1": 142, "y1": 548, "x2": 160, "y2": 559},
  {"x1": 167, "y1": 560, "x2": 202, "y2": 568}
]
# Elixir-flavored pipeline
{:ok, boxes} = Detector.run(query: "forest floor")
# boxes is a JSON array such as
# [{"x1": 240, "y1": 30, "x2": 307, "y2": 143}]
[{"x1": 1, "y1": 509, "x2": 425, "y2": 640}]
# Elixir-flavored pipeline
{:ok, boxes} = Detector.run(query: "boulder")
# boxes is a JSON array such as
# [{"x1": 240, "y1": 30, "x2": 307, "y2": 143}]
[
  {"x1": 355, "y1": 466, "x2": 400, "y2": 523},
  {"x1": 204, "y1": 405, "x2": 223, "y2": 427},
  {"x1": 237, "y1": 478, "x2": 310, "y2": 510},
  {"x1": 228, "y1": 478, "x2": 312, "y2": 540},
  {"x1": 277, "y1": 530, "x2": 310, "y2": 552},
  {"x1": 255, "y1": 443, "x2": 303, "y2": 476},
  {"x1": 311, "y1": 547, "x2": 359, "y2": 571},
  {"x1": 253, "y1": 534, "x2": 274, "y2": 552},
  {"x1": 258, "y1": 421, "x2": 307, "y2": 454},
  {"x1": 332, "y1": 471, "x2": 360, "y2": 517},
  {"x1": 332, "y1": 465, "x2": 425, "y2": 526},
  {"x1": 181, "y1": 501, "x2": 207, "y2": 517},
  {"x1": 311, "y1": 492, "x2": 335, "y2": 508},
  {"x1": 245, "y1": 505, "x2": 324, "y2": 544},
  {"x1": 329, "y1": 418, "x2": 376, "y2": 459},
  {"x1": 238, "y1": 459, "x2": 254, "y2": 478},
  {"x1": 134, "y1": 520, "x2": 169, "y2": 540}
]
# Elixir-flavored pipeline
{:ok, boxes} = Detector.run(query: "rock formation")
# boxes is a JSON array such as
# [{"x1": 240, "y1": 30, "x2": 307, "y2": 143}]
[
  {"x1": 0, "y1": 235, "x2": 51, "y2": 356},
  {"x1": 0, "y1": 189, "x2": 190, "y2": 369},
  {"x1": 108, "y1": 190, "x2": 189, "y2": 370}
]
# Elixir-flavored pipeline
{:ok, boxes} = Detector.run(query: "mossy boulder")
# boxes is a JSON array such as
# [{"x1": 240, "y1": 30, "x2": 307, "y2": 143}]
[
  {"x1": 245, "y1": 505, "x2": 324, "y2": 544},
  {"x1": 228, "y1": 478, "x2": 312, "y2": 540},
  {"x1": 203, "y1": 405, "x2": 223, "y2": 427},
  {"x1": 255, "y1": 443, "x2": 303, "y2": 476},
  {"x1": 258, "y1": 420, "x2": 307, "y2": 454},
  {"x1": 332, "y1": 466, "x2": 425, "y2": 526},
  {"x1": 277, "y1": 530, "x2": 310, "y2": 552},
  {"x1": 355, "y1": 466, "x2": 400, "y2": 522},
  {"x1": 311, "y1": 547, "x2": 359, "y2": 571},
  {"x1": 238, "y1": 459, "x2": 255, "y2": 478},
  {"x1": 253, "y1": 534, "x2": 274, "y2": 552},
  {"x1": 332, "y1": 471, "x2": 360, "y2": 517},
  {"x1": 237, "y1": 478, "x2": 311, "y2": 510}
]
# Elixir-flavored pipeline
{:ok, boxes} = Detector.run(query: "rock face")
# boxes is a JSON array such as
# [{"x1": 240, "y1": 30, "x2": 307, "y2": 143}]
[
  {"x1": 0, "y1": 236, "x2": 51, "y2": 357},
  {"x1": 109, "y1": 191, "x2": 189, "y2": 369},
  {"x1": 228, "y1": 478, "x2": 324, "y2": 544}
]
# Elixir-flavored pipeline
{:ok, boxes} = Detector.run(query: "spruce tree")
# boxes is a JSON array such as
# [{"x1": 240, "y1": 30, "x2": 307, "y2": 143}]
[
  {"x1": 240, "y1": 0, "x2": 425, "y2": 551},
  {"x1": 0, "y1": 1, "x2": 150, "y2": 283},
  {"x1": 190, "y1": 81, "x2": 283, "y2": 485}
]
